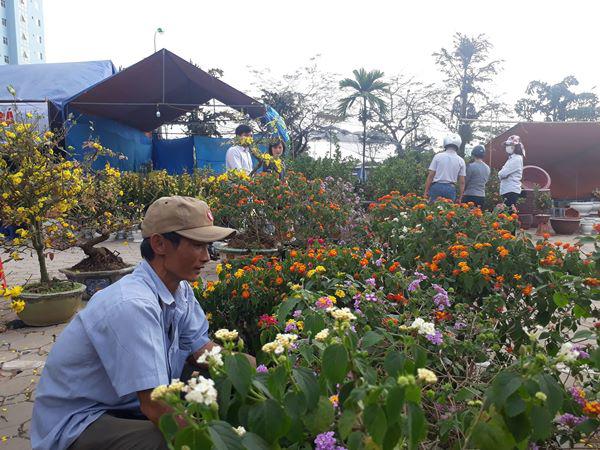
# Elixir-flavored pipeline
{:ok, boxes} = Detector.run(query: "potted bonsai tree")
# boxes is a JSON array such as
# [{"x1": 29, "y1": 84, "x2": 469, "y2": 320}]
[
  {"x1": 59, "y1": 158, "x2": 143, "y2": 299},
  {"x1": 205, "y1": 170, "x2": 290, "y2": 259},
  {"x1": 534, "y1": 187, "x2": 553, "y2": 236},
  {"x1": 0, "y1": 103, "x2": 87, "y2": 326}
]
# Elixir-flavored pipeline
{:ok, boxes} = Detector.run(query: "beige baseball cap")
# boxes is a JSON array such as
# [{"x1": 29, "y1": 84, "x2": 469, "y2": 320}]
[{"x1": 141, "y1": 196, "x2": 236, "y2": 242}]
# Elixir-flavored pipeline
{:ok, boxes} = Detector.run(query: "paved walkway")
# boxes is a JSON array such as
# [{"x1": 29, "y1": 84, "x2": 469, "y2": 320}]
[
  {"x1": 0, "y1": 236, "x2": 216, "y2": 449},
  {"x1": 0, "y1": 231, "x2": 596, "y2": 448}
]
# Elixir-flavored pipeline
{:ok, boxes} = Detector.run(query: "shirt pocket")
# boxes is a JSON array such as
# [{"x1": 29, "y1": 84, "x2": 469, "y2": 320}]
[{"x1": 169, "y1": 341, "x2": 191, "y2": 380}]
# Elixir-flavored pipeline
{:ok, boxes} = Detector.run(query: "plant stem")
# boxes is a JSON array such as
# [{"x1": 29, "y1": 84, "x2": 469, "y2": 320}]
[{"x1": 32, "y1": 221, "x2": 50, "y2": 284}]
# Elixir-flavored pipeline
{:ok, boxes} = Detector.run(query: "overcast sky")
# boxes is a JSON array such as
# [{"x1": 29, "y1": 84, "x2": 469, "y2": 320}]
[
  {"x1": 43, "y1": 0, "x2": 600, "y2": 157},
  {"x1": 45, "y1": 0, "x2": 600, "y2": 102}
]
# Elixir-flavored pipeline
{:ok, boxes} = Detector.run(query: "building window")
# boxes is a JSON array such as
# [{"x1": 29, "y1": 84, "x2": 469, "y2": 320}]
[
  {"x1": 22, "y1": 51, "x2": 28, "y2": 59},
  {"x1": 2, "y1": 19, "x2": 6, "y2": 26},
  {"x1": 38, "y1": 36, "x2": 41, "y2": 43},
  {"x1": 20, "y1": 0, "x2": 25, "y2": 5},
  {"x1": 21, "y1": 32, "x2": 27, "y2": 41},
  {"x1": 4, "y1": 55, "x2": 8, "y2": 63},
  {"x1": 20, "y1": 15, "x2": 25, "y2": 23},
  {"x1": 37, "y1": 19, "x2": 41, "y2": 26},
  {"x1": 2, "y1": 37, "x2": 7, "y2": 45},
  {"x1": 39, "y1": 52, "x2": 42, "y2": 60},
  {"x1": 1, "y1": 1, "x2": 5, "y2": 8}
]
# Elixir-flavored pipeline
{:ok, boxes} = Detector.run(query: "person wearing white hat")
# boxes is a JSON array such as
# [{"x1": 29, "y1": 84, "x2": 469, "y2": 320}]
[
  {"x1": 32, "y1": 197, "x2": 252, "y2": 450},
  {"x1": 498, "y1": 135, "x2": 525, "y2": 209},
  {"x1": 424, "y1": 133, "x2": 466, "y2": 202}
]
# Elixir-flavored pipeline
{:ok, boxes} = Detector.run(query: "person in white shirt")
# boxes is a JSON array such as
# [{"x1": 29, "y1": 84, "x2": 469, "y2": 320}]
[
  {"x1": 424, "y1": 133, "x2": 466, "y2": 202},
  {"x1": 225, "y1": 124, "x2": 254, "y2": 173},
  {"x1": 498, "y1": 134, "x2": 525, "y2": 209}
]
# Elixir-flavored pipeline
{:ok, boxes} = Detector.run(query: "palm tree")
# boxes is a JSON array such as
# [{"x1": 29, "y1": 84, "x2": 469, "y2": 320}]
[{"x1": 338, "y1": 69, "x2": 388, "y2": 182}]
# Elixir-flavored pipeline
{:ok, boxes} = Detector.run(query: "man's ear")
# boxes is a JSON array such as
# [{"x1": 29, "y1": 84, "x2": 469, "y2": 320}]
[{"x1": 149, "y1": 234, "x2": 168, "y2": 257}]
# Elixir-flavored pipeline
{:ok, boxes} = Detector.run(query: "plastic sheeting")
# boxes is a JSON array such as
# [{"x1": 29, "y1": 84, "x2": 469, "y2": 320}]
[
  {"x1": 153, "y1": 136, "x2": 195, "y2": 174},
  {"x1": 0, "y1": 60, "x2": 116, "y2": 108},
  {"x1": 194, "y1": 136, "x2": 229, "y2": 174},
  {"x1": 66, "y1": 112, "x2": 152, "y2": 171}
]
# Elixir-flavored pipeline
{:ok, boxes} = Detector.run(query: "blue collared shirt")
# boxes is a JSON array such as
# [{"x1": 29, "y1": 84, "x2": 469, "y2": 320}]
[{"x1": 31, "y1": 260, "x2": 210, "y2": 450}]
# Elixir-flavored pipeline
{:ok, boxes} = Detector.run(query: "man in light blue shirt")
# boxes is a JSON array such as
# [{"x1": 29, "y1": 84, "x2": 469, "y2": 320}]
[{"x1": 31, "y1": 197, "x2": 238, "y2": 450}]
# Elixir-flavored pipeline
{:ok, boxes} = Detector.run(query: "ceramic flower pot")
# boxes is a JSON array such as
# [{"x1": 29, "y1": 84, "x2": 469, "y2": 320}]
[
  {"x1": 59, "y1": 266, "x2": 135, "y2": 300},
  {"x1": 550, "y1": 217, "x2": 580, "y2": 235},
  {"x1": 18, "y1": 282, "x2": 86, "y2": 327}
]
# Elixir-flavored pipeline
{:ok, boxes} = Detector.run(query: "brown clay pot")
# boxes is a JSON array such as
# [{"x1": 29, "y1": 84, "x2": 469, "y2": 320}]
[{"x1": 550, "y1": 217, "x2": 580, "y2": 235}]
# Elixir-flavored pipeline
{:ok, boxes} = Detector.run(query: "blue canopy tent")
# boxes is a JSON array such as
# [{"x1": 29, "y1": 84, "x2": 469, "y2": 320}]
[{"x1": 0, "y1": 59, "x2": 116, "y2": 126}]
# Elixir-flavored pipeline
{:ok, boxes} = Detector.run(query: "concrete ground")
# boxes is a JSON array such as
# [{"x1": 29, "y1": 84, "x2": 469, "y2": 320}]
[{"x1": 0, "y1": 231, "x2": 596, "y2": 448}]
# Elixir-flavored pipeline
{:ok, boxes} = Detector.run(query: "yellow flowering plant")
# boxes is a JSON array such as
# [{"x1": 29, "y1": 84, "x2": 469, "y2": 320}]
[
  {"x1": 233, "y1": 134, "x2": 283, "y2": 174},
  {"x1": 62, "y1": 157, "x2": 143, "y2": 271},
  {"x1": 0, "y1": 105, "x2": 85, "y2": 287}
]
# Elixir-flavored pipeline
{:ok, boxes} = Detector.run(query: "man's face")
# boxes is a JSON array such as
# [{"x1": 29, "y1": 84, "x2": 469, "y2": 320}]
[
  {"x1": 162, "y1": 236, "x2": 210, "y2": 282},
  {"x1": 240, "y1": 132, "x2": 252, "y2": 138}
]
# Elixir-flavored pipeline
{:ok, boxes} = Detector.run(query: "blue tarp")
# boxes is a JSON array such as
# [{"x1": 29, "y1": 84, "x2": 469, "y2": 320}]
[
  {"x1": 194, "y1": 136, "x2": 228, "y2": 174},
  {"x1": 153, "y1": 136, "x2": 194, "y2": 174},
  {"x1": 66, "y1": 112, "x2": 152, "y2": 171},
  {"x1": 0, "y1": 60, "x2": 116, "y2": 109}
]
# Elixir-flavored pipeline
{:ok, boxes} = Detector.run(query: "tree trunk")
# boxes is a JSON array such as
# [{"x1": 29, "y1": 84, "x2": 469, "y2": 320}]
[
  {"x1": 80, "y1": 233, "x2": 111, "y2": 259},
  {"x1": 32, "y1": 222, "x2": 50, "y2": 284},
  {"x1": 362, "y1": 97, "x2": 367, "y2": 183}
]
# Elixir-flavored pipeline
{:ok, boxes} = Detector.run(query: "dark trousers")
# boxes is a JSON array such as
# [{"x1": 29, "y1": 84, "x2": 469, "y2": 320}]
[
  {"x1": 462, "y1": 195, "x2": 485, "y2": 208},
  {"x1": 69, "y1": 413, "x2": 168, "y2": 450},
  {"x1": 502, "y1": 192, "x2": 520, "y2": 209}
]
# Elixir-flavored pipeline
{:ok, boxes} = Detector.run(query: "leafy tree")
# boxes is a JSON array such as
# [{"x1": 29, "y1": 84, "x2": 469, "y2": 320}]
[
  {"x1": 178, "y1": 68, "x2": 244, "y2": 137},
  {"x1": 337, "y1": 68, "x2": 388, "y2": 182},
  {"x1": 434, "y1": 33, "x2": 504, "y2": 155},
  {"x1": 515, "y1": 75, "x2": 600, "y2": 122},
  {"x1": 371, "y1": 75, "x2": 446, "y2": 155},
  {"x1": 251, "y1": 57, "x2": 340, "y2": 157}
]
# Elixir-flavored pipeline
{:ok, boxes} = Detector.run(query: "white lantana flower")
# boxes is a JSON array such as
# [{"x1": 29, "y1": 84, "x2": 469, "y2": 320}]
[
  {"x1": 215, "y1": 329, "x2": 239, "y2": 342},
  {"x1": 315, "y1": 328, "x2": 330, "y2": 342},
  {"x1": 328, "y1": 307, "x2": 357, "y2": 322},
  {"x1": 234, "y1": 426, "x2": 247, "y2": 436},
  {"x1": 417, "y1": 368, "x2": 438, "y2": 384},
  {"x1": 411, "y1": 318, "x2": 436, "y2": 336},
  {"x1": 262, "y1": 333, "x2": 298, "y2": 354},
  {"x1": 557, "y1": 342, "x2": 578, "y2": 362},
  {"x1": 184, "y1": 376, "x2": 218, "y2": 406},
  {"x1": 196, "y1": 345, "x2": 224, "y2": 367}
]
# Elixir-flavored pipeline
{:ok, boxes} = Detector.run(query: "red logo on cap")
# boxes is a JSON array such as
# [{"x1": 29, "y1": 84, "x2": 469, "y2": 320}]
[{"x1": 207, "y1": 210, "x2": 214, "y2": 222}]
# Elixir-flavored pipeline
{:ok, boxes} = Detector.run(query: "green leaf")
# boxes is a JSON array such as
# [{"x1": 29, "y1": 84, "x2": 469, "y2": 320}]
[
  {"x1": 572, "y1": 329, "x2": 594, "y2": 341},
  {"x1": 412, "y1": 344, "x2": 427, "y2": 369},
  {"x1": 241, "y1": 432, "x2": 271, "y2": 450},
  {"x1": 216, "y1": 378, "x2": 233, "y2": 419},
  {"x1": 505, "y1": 392, "x2": 526, "y2": 417},
  {"x1": 173, "y1": 427, "x2": 212, "y2": 449},
  {"x1": 361, "y1": 331, "x2": 384, "y2": 348},
  {"x1": 224, "y1": 353, "x2": 253, "y2": 398},
  {"x1": 455, "y1": 387, "x2": 476, "y2": 402},
  {"x1": 488, "y1": 372, "x2": 522, "y2": 408},
  {"x1": 292, "y1": 367, "x2": 320, "y2": 411},
  {"x1": 158, "y1": 414, "x2": 178, "y2": 440},
  {"x1": 591, "y1": 347, "x2": 600, "y2": 369},
  {"x1": 573, "y1": 304, "x2": 590, "y2": 319},
  {"x1": 338, "y1": 409, "x2": 358, "y2": 440},
  {"x1": 504, "y1": 412, "x2": 531, "y2": 442},
  {"x1": 382, "y1": 423, "x2": 403, "y2": 450},
  {"x1": 530, "y1": 405, "x2": 552, "y2": 441},
  {"x1": 536, "y1": 373, "x2": 563, "y2": 415},
  {"x1": 405, "y1": 384, "x2": 421, "y2": 404},
  {"x1": 552, "y1": 292, "x2": 569, "y2": 308},
  {"x1": 348, "y1": 431, "x2": 365, "y2": 450},
  {"x1": 267, "y1": 365, "x2": 287, "y2": 401},
  {"x1": 385, "y1": 385, "x2": 405, "y2": 424},
  {"x1": 304, "y1": 312, "x2": 326, "y2": 336},
  {"x1": 470, "y1": 418, "x2": 516, "y2": 450},
  {"x1": 364, "y1": 404, "x2": 387, "y2": 445},
  {"x1": 574, "y1": 418, "x2": 600, "y2": 435},
  {"x1": 322, "y1": 344, "x2": 349, "y2": 385},
  {"x1": 284, "y1": 390, "x2": 308, "y2": 418},
  {"x1": 277, "y1": 296, "x2": 299, "y2": 324},
  {"x1": 208, "y1": 421, "x2": 244, "y2": 450},
  {"x1": 248, "y1": 399, "x2": 290, "y2": 444},
  {"x1": 384, "y1": 351, "x2": 405, "y2": 377},
  {"x1": 407, "y1": 403, "x2": 426, "y2": 450},
  {"x1": 303, "y1": 396, "x2": 335, "y2": 435}
]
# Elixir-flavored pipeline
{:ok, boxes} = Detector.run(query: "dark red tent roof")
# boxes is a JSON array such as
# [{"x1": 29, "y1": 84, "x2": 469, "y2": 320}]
[
  {"x1": 65, "y1": 49, "x2": 265, "y2": 132},
  {"x1": 488, "y1": 122, "x2": 600, "y2": 200}
]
